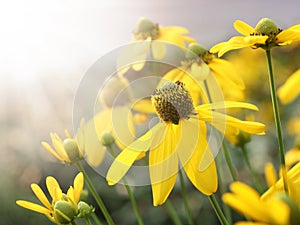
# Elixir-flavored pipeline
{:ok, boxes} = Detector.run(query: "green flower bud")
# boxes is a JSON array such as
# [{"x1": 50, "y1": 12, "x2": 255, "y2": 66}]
[
  {"x1": 101, "y1": 131, "x2": 115, "y2": 147},
  {"x1": 53, "y1": 200, "x2": 78, "y2": 224},
  {"x1": 77, "y1": 201, "x2": 94, "y2": 218},
  {"x1": 276, "y1": 193, "x2": 300, "y2": 225},
  {"x1": 186, "y1": 43, "x2": 207, "y2": 59},
  {"x1": 135, "y1": 18, "x2": 156, "y2": 33},
  {"x1": 63, "y1": 138, "x2": 82, "y2": 162},
  {"x1": 254, "y1": 18, "x2": 278, "y2": 35}
]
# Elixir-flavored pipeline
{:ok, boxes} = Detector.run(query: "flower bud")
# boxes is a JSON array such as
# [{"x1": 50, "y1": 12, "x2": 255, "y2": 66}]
[
  {"x1": 276, "y1": 193, "x2": 300, "y2": 225},
  {"x1": 135, "y1": 18, "x2": 156, "y2": 33},
  {"x1": 77, "y1": 201, "x2": 94, "y2": 218},
  {"x1": 63, "y1": 138, "x2": 82, "y2": 162},
  {"x1": 186, "y1": 43, "x2": 207, "y2": 59},
  {"x1": 254, "y1": 18, "x2": 278, "y2": 35},
  {"x1": 53, "y1": 200, "x2": 78, "y2": 224},
  {"x1": 101, "y1": 131, "x2": 115, "y2": 147}
]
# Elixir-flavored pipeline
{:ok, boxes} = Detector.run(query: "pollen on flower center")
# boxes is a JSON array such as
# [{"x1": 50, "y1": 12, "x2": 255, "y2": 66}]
[
  {"x1": 133, "y1": 18, "x2": 160, "y2": 40},
  {"x1": 151, "y1": 81, "x2": 194, "y2": 125}
]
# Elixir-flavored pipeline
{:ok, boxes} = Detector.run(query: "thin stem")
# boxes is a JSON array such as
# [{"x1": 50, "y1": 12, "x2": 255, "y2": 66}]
[
  {"x1": 107, "y1": 145, "x2": 145, "y2": 225},
  {"x1": 76, "y1": 162, "x2": 116, "y2": 225},
  {"x1": 208, "y1": 195, "x2": 230, "y2": 225},
  {"x1": 265, "y1": 49, "x2": 288, "y2": 193},
  {"x1": 85, "y1": 217, "x2": 92, "y2": 225},
  {"x1": 204, "y1": 80, "x2": 237, "y2": 181},
  {"x1": 240, "y1": 145, "x2": 264, "y2": 193},
  {"x1": 92, "y1": 212, "x2": 104, "y2": 225},
  {"x1": 221, "y1": 140, "x2": 237, "y2": 181},
  {"x1": 165, "y1": 200, "x2": 183, "y2": 225},
  {"x1": 178, "y1": 170, "x2": 195, "y2": 225}
]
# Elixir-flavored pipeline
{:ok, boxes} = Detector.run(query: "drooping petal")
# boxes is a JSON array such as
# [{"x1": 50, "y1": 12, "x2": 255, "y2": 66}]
[
  {"x1": 264, "y1": 162, "x2": 278, "y2": 188},
  {"x1": 196, "y1": 101, "x2": 259, "y2": 111},
  {"x1": 107, "y1": 123, "x2": 165, "y2": 185},
  {"x1": 285, "y1": 147, "x2": 300, "y2": 169},
  {"x1": 73, "y1": 172, "x2": 84, "y2": 203},
  {"x1": 30, "y1": 184, "x2": 52, "y2": 210},
  {"x1": 131, "y1": 98, "x2": 155, "y2": 113},
  {"x1": 50, "y1": 134, "x2": 69, "y2": 161},
  {"x1": 234, "y1": 20, "x2": 254, "y2": 36},
  {"x1": 178, "y1": 120, "x2": 218, "y2": 195},
  {"x1": 278, "y1": 69, "x2": 300, "y2": 104},
  {"x1": 208, "y1": 58, "x2": 245, "y2": 89},
  {"x1": 41, "y1": 142, "x2": 64, "y2": 162},
  {"x1": 46, "y1": 176, "x2": 62, "y2": 202},
  {"x1": 16, "y1": 200, "x2": 51, "y2": 215},
  {"x1": 149, "y1": 124, "x2": 178, "y2": 206},
  {"x1": 151, "y1": 41, "x2": 167, "y2": 59},
  {"x1": 111, "y1": 106, "x2": 135, "y2": 149}
]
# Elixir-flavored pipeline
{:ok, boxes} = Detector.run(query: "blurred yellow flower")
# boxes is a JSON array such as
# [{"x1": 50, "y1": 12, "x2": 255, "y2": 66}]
[
  {"x1": 42, "y1": 128, "x2": 85, "y2": 164},
  {"x1": 223, "y1": 182, "x2": 291, "y2": 225},
  {"x1": 16, "y1": 173, "x2": 84, "y2": 224},
  {"x1": 117, "y1": 18, "x2": 195, "y2": 75},
  {"x1": 211, "y1": 18, "x2": 300, "y2": 57},
  {"x1": 107, "y1": 81, "x2": 265, "y2": 206},
  {"x1": 278, "y1": 69, "x2": 300, "y2": 104}
]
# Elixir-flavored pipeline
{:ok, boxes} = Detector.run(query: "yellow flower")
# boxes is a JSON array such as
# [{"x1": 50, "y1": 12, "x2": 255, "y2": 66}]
[
  {"x1": 224, "y1": 163, "x2": 300, "y2": 224},
  {"x1": 117, "y1": 18, "x2": 195, "y2": 75},
  {"x1": 223, "y1": 182, "x2": 291, "y2": 225},
  {"x1": 16, "y1": 173, "x2": 84, "y2": 224},
  {"x1": 278, "y1": 69, "x2": 300, "y2": 104},
  {"x1": 42, "y1": 128, "x2": 85, "y2": 164},
  {"x1": 106, "y1": 81, "x2": 265, "y2": 206},
  {"x1": 161, "y1": 43, "x2": 245, "y2": 105},
  {"x1": 211, "y1": 18, "x2": 300, "y2": 57}
]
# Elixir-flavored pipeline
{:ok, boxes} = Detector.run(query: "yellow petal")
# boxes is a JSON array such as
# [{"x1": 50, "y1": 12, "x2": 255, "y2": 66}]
[
  {"x1": 151, "y1": 41, "x2": 167, "y2": 59},
  {"x1": 16, "y1": 200, "x2": 51, "y2": 215},
  {"x1": 196, "y1": 101, "x2": 259, "y2": 111},
  {"x1": 177, "y1": 121, "x2": 218, "y2": 195},
  {"x1": 210, "y1": 42, "x2": 227, "y2": 54},
  {"x1": 107, "y1": 123, "x2": 165, "y2": 185},
  {"x1": 111, "y1": 106, "x2": 135, "y2": 149},
  {"x1": 278, "y1": 69, "x2": 300, "y2": 104},
  {"x1": 234, "y1": 20, "x2": 254, "y2": 36},
  {"x1": 73, "y1": 172, "x2": 84, "y2": 203},
  {"x1": 131, "y1": 98, "x2": 155, "y2": 114},
  {"x1": 277, "y1": 29, "x2": 300, "y2": 43},
  {"x1": 208, "y1": 58, "x2": 245, "y2": 89},
  {"x1": 264, "y1": 162, "x2": 278, "y2": 188},
  {"x1": 67, "y1": 187, "x2": 75, "y2": 203},
  {"x1": 46, "y1": 176, "x2": 62, "y2": 202},
  {"x1": 41, "y1": 142, "x2": 64, "y2": 162},
  {"x1": 285, "y1": 147, "x2": 300, "y2": 169},
  {"x1": 30, "y1": 184, "x2": 52, "y2": 210},
  {"x1": 149, "y1": 124, "x2": 178, "y2": 206}
]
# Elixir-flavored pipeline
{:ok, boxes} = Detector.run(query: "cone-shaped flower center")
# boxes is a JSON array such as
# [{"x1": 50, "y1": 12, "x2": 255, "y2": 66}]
[
  {"x1": 152, "y1": 81, "x2": 194, "y2": 125},
  {"x1": 133, "y1": 18, "x2": 160, "y2": 40},
  {"x1": 254, "y1": 18, "x2": 279, "y2": 36}
]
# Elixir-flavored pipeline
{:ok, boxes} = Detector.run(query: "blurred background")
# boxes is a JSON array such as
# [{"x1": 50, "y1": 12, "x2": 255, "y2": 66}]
[{"x1": 1, "y1": 0, "x2": 300, "y2": 224}]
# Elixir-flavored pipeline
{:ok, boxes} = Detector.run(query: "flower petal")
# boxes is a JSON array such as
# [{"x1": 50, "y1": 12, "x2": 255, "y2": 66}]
[
  {"x1": 131, "y1": 98, "x2": 155, "y2": 113},
  {"x1": 234, "y1": 20, "x2": 254, "y2": 36},
  {"x1": 196, "y1": 101, "x2": 259, "y2": 111},
  {"x1": 30, "y1": 184, "x2": 52, "y2": 210},
  {"x1": 178, "y1": 120, "x2": 218, "y2": 195},
  {"x1": 264, "y1": 162, "x2": 278, "y2": 188},
  {"x1": 41, "y1": 141, "x2": 64, "y2": 162},
  {"x1": 151, "y1": 41, "x2": 167, "y2": 59},
  {"x1": 46, "y1": 176, "x2": 62, "y2": 202},
  {"x1": 73, "y1": 172, "x2": 84, "y2": 203},
  {"x1": 16, "y1": 200, "x2": 51, "y2": 215},
  {"x1": 277, "y1": 29, "x2": 300, "y2": 43},
  {"x1": 278, "y1": 69, "x2": 300, "y2": 104},
  {"x1": 107, "y1": 123, "x2": 165, "y2": 185},
  {"x1": 149, "y1": 124, "x2": 178, "y2": 206}
]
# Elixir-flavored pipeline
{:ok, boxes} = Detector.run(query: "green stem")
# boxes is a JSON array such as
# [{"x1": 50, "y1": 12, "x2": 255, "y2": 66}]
[
  {"x1": 165, "y1": 200, "x2": 183, "y2": 225},
  {"x1": 178, "y1": 170, "x2": 195, "y2": 225},
  {"x1": 221, "y1": 140, "x2": 237, "y2": 181},
  {"x1": 76, "y1": 162, "x2": 116, "y2": 225},
  {"x1": 208, "y1": 195, "x2": 230, "y2": 225},
  {"x1": 85, "y1": 217, "x2": 92, "y2": 225},
  {"x1": 71, "y1": 221, "x2": 78, "y2": 225},
  {"x1": 240, "y1": 145, "x2": 264, "y2": 193},
  {"x1": 107, "y1": 145, "x2": 145, "y2": 225},
  {"x1": 265, "y1": 49, "x2": 288, "y2": 193},
  {"x1": 92, "y1": 212, "x2": 104, "y2": 225}
]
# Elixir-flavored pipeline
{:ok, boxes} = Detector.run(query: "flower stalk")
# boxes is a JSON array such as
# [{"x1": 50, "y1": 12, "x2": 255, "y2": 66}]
[
  {"x1": 208, "y1": 195, "x2": 230, "y2": 225},
  {"x1": 265, "y1": 49, "x2": 288, "y2": 193}
]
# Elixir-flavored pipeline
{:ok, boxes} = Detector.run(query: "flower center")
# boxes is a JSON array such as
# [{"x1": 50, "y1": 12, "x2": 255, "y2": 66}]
[
  {"x1": 254, "y1": 18, "x2": 279, "y2": 36},
  {"x1": 133, "y1": 18, "x2": 160, "y2": 40},
  {"x1": 185, "y1": 43, "x2": 214, "y2": 64},
  {"x1": 151, "y1": 81, "x2": 194, "y2": 125}
]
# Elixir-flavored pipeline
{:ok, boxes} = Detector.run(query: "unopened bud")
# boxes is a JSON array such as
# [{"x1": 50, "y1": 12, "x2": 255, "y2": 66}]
[
  {"x1": 53, "y1": 200, "x2": 78, "y2": 224},
  {"x1": 77, "y1": 201, "x2": 94, "y2": 218},
  {"x1": 101, "y1": 131, "x2": 115, "y2": 147},
  {"x1": 63, "y1": 138, "x2": 82, "y2": 162},
  {"x1": 186, "y1": 43, "x2": 207, "y2": 59}
]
